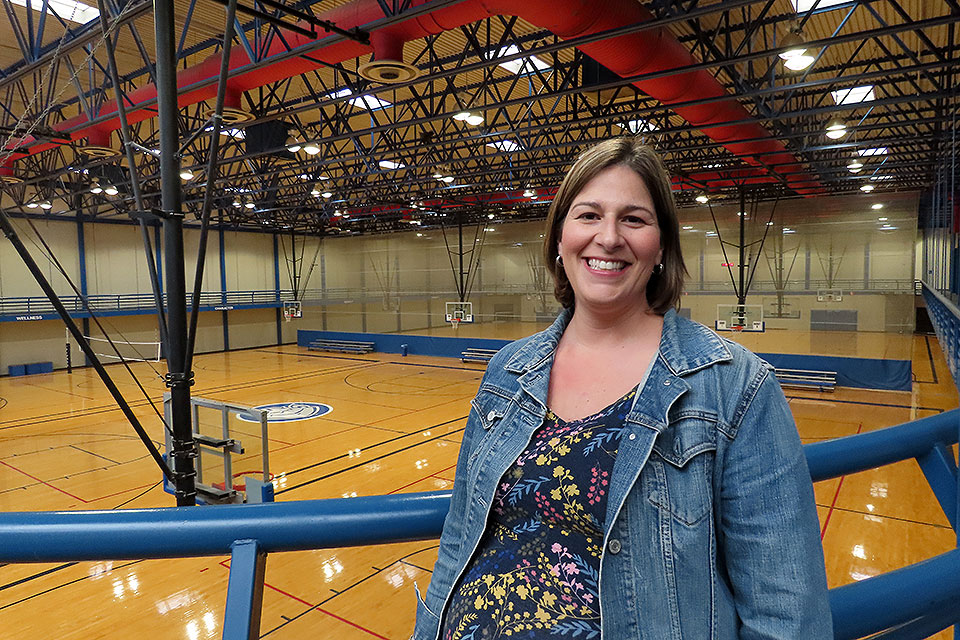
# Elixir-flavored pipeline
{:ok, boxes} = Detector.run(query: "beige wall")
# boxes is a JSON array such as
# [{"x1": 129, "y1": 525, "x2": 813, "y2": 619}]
[{"x1": 0, "y1": 191, "x2": 922, "y2": 373}]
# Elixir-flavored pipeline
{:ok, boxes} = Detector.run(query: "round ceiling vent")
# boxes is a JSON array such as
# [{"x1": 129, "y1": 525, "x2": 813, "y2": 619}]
[
  {"x1": 208, "y1": 106, "x2": 254, "y2": 125},
  {"x1": 79, "y1": 145, "x2": 119, "y2": 158},
  {"x1": 357, "y1": 60, "x2": 420, "y2": 84}
]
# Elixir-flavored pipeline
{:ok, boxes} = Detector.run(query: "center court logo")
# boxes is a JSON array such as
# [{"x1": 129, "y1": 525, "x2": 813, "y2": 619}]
[{"x1": 237, "y1": 402, "x2": 332, "y2": 423}]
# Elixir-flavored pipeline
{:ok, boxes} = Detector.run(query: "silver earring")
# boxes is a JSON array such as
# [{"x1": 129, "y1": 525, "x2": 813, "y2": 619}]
[
  {"x1": 556, "y1": 255, "x2": 564, "y2": 267},
  {"x1": 653, "y1": 263, "x2": 664, "y2": 275}
]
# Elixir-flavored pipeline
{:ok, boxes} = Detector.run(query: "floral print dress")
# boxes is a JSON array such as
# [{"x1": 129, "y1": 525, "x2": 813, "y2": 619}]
[{"x1": 441, "y1": 386, "x2": 639, "y2": 640}]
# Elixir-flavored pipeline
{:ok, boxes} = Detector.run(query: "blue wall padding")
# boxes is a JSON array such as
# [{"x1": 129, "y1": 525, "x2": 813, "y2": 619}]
[
  {"x1": 298, "y1": 331, "x2": 911, "y2": 391},
  {"x1": 298, "y1": 330, "x2": 510, "y2": 360},
  {"x1": 758, "y1": 352, "x2": 911, "y2": 391},
  {"x1": 7, "y1": 365, "x2": 26, "y2": 377},
  {"x1": 25, "y1": 362, "x2": 54, "y2": 375}
]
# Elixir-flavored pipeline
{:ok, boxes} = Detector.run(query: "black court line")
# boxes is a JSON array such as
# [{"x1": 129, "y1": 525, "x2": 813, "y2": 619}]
[
  {"x1": 70, "y1": 445, "x2": 121, "y2": 466},
  {"x1": 0, "y1": 560, "x2": 144, "y2": 611},
  {"x1": 786, "y1": 395, "x2": 942, "y2": 413},
  {"x1": 0, "y1": 562, "x2": 77, "y2": 592},
  {"x1": 259, "y1": 544, "x2": 440, "y2": 637},
  {"x1": 0, "y1": 360, "x2": 376, "y2": 431},
  {"x1": 813, "y1": 503, "x2": 954, "y2": 530},
  {"x1": 924, "y1": 335, "x2": 940, "y2": 384},
  {"x1": 277, "y1": 420, "x2": 468, "y2": 494}
]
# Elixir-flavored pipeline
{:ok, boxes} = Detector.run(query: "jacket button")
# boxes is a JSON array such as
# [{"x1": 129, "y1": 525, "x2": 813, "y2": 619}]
[
  {"x1": 663, "y1": 380, "x2": 671, "y2": 386},
  {"x1": 628, "y1": 433, "x2": 636, "y2": 441},
  {"x1": 487, "y1": 411, "x2": 497, "y2": 422},
  {"x1": 607, "y1": 539, "x2": 622, "y2": 554}
]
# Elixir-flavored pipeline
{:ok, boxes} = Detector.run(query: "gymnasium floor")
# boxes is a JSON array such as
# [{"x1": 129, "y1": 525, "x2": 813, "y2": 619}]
[{"x1": 0, "y1": 322, "x2": 957, "y2": 639}]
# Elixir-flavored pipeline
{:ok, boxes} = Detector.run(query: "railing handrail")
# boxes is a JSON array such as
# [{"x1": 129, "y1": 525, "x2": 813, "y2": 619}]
[
  {"x1": 1, "y1": 409, "x2": 958, "y2": 638},
  {"x1": 805, "y1": 409, "x2": 958, "y2": 482}
]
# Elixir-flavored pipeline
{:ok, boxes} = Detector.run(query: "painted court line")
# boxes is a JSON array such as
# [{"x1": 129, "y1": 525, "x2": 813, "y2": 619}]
[{"x1": 819, "y1": 422, "x2": 864, "y2": 541}]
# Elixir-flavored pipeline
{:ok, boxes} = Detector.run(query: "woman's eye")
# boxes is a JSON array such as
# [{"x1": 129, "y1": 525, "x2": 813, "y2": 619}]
[
  {"x1": 623, "y1": 215, "x2": 646, "y2": 225},
  {"x1": 577, "y1": 212, "x2": 600, "y2": 220}
]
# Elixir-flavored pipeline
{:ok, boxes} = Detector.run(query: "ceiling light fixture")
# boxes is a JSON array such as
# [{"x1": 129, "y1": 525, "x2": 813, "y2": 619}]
[
  {"x1": 302, "y1": 143, "x2": 320, "y2": 155},
  {"x1": 872, "y1": 203, "x2": 884, "y2": 210},
  {"x1": 695, "y1": 194, "x2": 709, "y2": 204},
  {"x1": 179, "y1": 169, "x2": 194, "y2": 181},
  {"x1": 322, "y1": 191, "x2": 332, "y2": 198},
  {"x1": 860, "y1": 184, "x2": 875, "y2": 192},
  {"x1": 245, "y1": 202, "x2": 256, "y2": 209},
  {"x1": 39, "y1": 201, "x2": 53, "y2": 210},
  {"x1": 825, "y1": 118, "x2": 847, "y2": 139},
  {"x1": 778, "y1": 28, "x2": 814, "y2": 70},
  {"x1": 104, "y1": 185, "x2": 119, "y2": 196},
  {"x1": 26, "y1": 202, "x2": 38, "y2": 208},
  {"x1": 847, "y1": 161, "x2": 863, "y2": 173},
  {"x1": 90, "y1": 183, "x2": 103, "y2": 194}
]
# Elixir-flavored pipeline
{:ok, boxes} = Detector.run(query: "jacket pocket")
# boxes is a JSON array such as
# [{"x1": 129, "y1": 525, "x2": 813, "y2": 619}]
[
  {"x1": 646, "y1": 415, "x2": 717, "y2": 527},
  {"x1": 466, "y1": 387, "x2": 512, "y2": 467}
]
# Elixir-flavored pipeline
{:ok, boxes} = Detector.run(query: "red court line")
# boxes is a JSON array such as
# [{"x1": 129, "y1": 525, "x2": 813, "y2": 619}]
[
  {"x1": 218, "y1": 561, "x2": 390, "y2": 639},
  {"x1": 820, "y1": 422, "x2": 863, "y2": 541},
  {"x1": 388, "y1": 463, "x2": 457, "y2": 494},
  {"x1": 0, "y1": 460, "x2": 87, "y2": 503}
]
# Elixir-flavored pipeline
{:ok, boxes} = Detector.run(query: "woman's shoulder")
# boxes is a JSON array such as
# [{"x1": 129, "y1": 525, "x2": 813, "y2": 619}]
[{"x1": 667, "y1": 312, "x2": 773, "y2": 381}]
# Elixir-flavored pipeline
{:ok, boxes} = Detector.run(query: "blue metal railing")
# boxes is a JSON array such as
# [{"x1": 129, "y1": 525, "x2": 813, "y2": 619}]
[
  {"x1": 0, "y1": 289, "x2": 293, "y2": 319},
  {"x1": 924, "y1": 282, "x2": 960, "y2": 390},
  {"x1": 0, "y1": 409, "x2": 958, "y2": 639}
]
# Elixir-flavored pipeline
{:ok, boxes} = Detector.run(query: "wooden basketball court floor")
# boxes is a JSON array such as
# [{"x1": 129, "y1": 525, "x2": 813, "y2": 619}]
[{"x1": 0, "y1": 322, "x2": 957, "y2": 639}]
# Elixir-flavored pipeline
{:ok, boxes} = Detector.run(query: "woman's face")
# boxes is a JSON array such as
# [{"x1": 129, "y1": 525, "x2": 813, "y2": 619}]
[{"x1": 558, "y1": 164, "x2": 662, "y2": 314}]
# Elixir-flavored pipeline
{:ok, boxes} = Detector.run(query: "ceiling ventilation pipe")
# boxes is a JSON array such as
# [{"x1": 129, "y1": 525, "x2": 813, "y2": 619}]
[{"x1": 8, "y1": 0, "x2": 820, "y2": 194}]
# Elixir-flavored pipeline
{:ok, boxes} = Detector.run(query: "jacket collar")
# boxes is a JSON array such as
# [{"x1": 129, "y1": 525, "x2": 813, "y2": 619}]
[{"x1": 504, "y1": 307, "x2": 732, "y2": 377}]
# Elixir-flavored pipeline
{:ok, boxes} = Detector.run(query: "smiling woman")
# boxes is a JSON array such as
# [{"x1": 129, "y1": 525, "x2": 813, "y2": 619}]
[{"x1": 412, "y1": 138, "x2": 833, "y2": 640}]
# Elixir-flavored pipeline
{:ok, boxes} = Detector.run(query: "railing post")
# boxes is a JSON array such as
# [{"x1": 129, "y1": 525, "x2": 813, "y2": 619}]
[{"x1": 222, "y1": 539, "x2": 267, "y2": 640}]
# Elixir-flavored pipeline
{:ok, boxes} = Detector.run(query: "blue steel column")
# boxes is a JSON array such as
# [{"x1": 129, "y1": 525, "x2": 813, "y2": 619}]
[
  {"x1": 274, "y1": 233, "x2": 282, "y2": 344},
  {"x1": 220, "y1": 227, "x2": 229, "y2": 351},
  {"x1": 222, "y1": 539, "x2": 266, "y2": 640}
]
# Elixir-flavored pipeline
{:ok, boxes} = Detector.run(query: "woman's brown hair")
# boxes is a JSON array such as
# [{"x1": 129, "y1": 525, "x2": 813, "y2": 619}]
[{"x1": 542, "y1": 138, "x2": 687, "y2": 313}]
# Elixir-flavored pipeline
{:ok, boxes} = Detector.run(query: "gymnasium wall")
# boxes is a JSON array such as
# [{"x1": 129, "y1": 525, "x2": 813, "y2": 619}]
[{"x1": 0, "y1": 192, "x2": 920, "y2": 372}]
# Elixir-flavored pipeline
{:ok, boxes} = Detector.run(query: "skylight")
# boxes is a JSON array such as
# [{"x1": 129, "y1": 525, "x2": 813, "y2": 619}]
[
  {"x1": 792, "y1": 0, "x2": 849, "y2": 12},
  {"x1": 490, "y1": 44, "x2": 551, "y2": 76},
  {"x1": 617, "y1": 119, "x2": 659, "y2": 134},
  {"x1": 204, "y1": 126, "x2": 245, "y2": 139},
  {"x1": 378, "y1": 160, "x2": 405, "y2": 170},
  {"x1": 831, "y1": 85, "x2": 875, "y2": 105},
  {"x1": 857, "y1": 147, "x2": 888, "y2": 157},
  {"x1": 328, "y1": 88, "x2": 392, "y2": 110},
  {"x1": 486, "y1": 139, "x2": 522, "y2": 153},
  {"x1": 10, "y1": 0, "x2": 99, "y2": 24}
]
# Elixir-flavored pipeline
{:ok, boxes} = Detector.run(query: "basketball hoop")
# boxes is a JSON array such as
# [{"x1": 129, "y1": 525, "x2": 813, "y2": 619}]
[
  {"x1": 450, "y1": 318, "x2": 461, "y2": 331},
  {"x1": 731, "y1": 325, "x2": 745, "y2": 333}
]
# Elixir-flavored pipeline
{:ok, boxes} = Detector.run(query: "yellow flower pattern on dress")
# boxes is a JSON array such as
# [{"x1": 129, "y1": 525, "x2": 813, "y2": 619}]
[{"x1": 441, "y1": 387, "x2": 638, "y2": 639}]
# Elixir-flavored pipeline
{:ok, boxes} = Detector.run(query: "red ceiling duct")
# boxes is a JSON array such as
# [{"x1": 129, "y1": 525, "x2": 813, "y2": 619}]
[{"x1": 8, "y1": 0, "x2": 821, "y2": 194}]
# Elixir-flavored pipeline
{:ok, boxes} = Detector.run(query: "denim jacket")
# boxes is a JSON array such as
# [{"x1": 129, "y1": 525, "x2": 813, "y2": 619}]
[{"x1": 413, "y1": 308, "x2": 833, "y2": 640}]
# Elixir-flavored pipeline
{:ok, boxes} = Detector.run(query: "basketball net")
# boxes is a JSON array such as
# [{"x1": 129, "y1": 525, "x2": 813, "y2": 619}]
[{"x1": 451, "y1": 318, "x2": 461, "y2": 331}]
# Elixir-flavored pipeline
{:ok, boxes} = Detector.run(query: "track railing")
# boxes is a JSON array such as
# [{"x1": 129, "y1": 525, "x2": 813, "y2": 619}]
[{"x1": 0, "y1": 409, "x2": 958, "y2": 639}]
